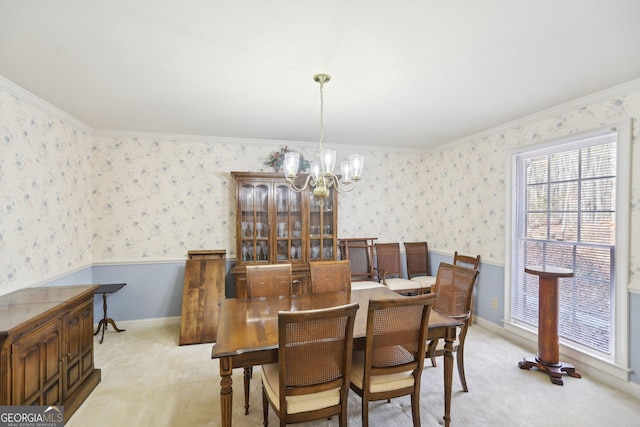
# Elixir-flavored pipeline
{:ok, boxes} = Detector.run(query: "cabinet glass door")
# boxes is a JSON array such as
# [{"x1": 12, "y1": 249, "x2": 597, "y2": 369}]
[
  {"x1": 309, "y1": 189, "x2": 335, "y2": 260},
  {"x1": 239, "y1": 184, "x2": 269, "y2": 263},
  {"x1": 275, "y1": 185, "x2": 303, "y2": 263}
]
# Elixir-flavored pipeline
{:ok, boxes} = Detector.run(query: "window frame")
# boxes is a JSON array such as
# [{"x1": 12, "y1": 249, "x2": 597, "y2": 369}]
[{"x1": 504, "y1": 119, "x2": 631, "y2": 381}]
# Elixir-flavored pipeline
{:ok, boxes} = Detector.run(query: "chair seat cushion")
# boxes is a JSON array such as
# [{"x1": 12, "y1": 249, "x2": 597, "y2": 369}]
[
  {"x1": 261, "y1": 363, "x2": 341, "y2": 414},
  {"x1": 384, "y1": 278, "x2": 423, "y2": 292},
  {"x1": 408, "y1": 275, "x2": 436, "y2": 287},
  {"x1": 350, "y1": 350, "x2": 415, "y2": 393},
  {"x1": 351, "y1": 281, "x2": 386, "y2": 290}
]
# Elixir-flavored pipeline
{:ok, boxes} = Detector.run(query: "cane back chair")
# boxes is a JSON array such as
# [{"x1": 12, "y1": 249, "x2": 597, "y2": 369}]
[
  {"x1": 350, "y1": 293, "x2": 437, "y2": 427},
  {"x1": 375, "y1": 243, "x2": 423, "y2": 295},
  {"x1": 427, "y1": 263, "x2": 479, "y2": 392},
  {"x1": 261, "y1": 303, "x2": 359, "y2": 427},
  {"x1": 404, "y1": 241, "x2": 437, "y2": 293},
  {"x1": 309, "y1": 260, "x2": 352, "y2": 294},
  {"x1": 243, "y1": 264, "x2": 295, "y2": 414}
]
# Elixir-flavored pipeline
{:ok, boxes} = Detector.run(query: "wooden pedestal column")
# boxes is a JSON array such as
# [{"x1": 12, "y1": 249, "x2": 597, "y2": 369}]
[{"x1": 518, "y1": 265, "x2": 581, "y2": 385}]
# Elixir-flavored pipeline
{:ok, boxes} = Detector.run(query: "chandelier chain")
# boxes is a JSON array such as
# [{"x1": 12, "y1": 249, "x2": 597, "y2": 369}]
[{"x1": 318, "y1": 77, "x2": 325, "y2": 154}]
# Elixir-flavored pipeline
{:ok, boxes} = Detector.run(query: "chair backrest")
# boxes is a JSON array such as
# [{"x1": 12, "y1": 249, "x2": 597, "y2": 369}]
[
  {"x1": 277, "y1": 303, "x2": 359, "y2": 413},
  {"x1": 453, "y1": 251, "x2": 480, "y2": 270},
  {"x1": 363, "y1": 293, "x2": 436, "y2": 383},
  {"x1": 404, "y1": 241, "x2": 431, "y2": 278},
  {"x1": 245, "y1": 264, "x2": 293, "y2": 298},
  {"x1": 338, "y1": 238, "x2": 378, "y2": 282},
  {"x1": 433, "y1": 263, "x2": 479, "y2": 318},
  {"x1": 309, "y1": 260, "x2": 352, "y2": 293},
  {"x1": 375, "y1": 242, "x2": 403, "y2": 278}
]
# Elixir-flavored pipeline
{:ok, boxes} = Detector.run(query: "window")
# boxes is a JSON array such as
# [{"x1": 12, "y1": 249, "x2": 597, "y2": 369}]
[{"x1": 509, "y1": 123, "x2": 630, "y2": 370}]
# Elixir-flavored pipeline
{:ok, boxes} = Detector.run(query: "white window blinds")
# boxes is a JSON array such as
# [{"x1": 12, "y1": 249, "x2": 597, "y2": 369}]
[{"x1": 511, "y1": 130, "x2": 617, "y2": 354}]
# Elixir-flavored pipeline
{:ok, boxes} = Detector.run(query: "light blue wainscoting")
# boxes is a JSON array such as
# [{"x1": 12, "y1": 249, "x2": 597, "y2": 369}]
[
  {"x1": 38, "y1": 258, "x2": 640, "y2": 387},
  {"x1": 40, "y1": 255, "x2": 505, "y2": 327},
  {"x1": 40, "y1": 260, "x2": 238, "y2": 323}
]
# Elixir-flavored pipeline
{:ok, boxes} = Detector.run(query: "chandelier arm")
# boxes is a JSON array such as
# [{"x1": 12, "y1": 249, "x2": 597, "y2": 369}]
[
  {"x1": 333, "y1": 177, "x2": 360, "y2": 194},
  {"x1": 286, "y1": 174, "x2": 314, "y2": 193}
]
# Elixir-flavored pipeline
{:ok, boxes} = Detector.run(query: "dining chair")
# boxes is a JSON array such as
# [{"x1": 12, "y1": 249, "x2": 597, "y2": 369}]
[
  {"x1": 427, "y1": 262, "x2": 479, "y2": 392},
  {"x1": 338, "y1": 238, "x2": 385, "y2": 290},
  {"x1": 309, "y1": 260, "x2": 351, "y2": 293},
  {"x1": 453, "y1": 251, "x2": 481, "y2": 324},
  {"x1": 261, "y1": 303, "x2": 359, "y2": 427},
  {"x1": 375, "y1": 242, "x2": 423, "y2": 295},
  {"x1": 245, "y1": 263, "x2": 294, "y2": 298},
  {"x1": 404, "y1": 241, "x2": 437, "y2": 293},
  {"x1": 453, "y1": 251, "x2": 480, "y2": 270},
  {"x1": 350, "y1": 293, "x2": 437, "y2": 427},
  {"x1": 243, "y1": 263, "x2": 295, "y2": 414}
]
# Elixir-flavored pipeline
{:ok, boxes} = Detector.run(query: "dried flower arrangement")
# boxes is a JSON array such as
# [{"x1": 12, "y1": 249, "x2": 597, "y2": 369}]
[{"x1": 264, "y1": 146, "x2": 310, "y2": 172}]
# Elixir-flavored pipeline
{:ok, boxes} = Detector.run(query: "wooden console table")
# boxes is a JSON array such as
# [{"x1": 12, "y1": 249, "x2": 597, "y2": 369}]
[{"x1": 518, "y1": 265, "x2": 581, "y2": 385}]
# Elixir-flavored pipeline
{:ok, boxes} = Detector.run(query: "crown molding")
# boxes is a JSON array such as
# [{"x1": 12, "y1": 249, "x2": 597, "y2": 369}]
[
  {"x1": 4, "y1": 71, "x2": 639, "y2": 153},
  {"x1": 435, "y1": 77, "x2": 640, "y2": 152},
  {"x1": 91, "y1": 129, "x2": 408, "y2": 153},
  {"x1": 0, "y1": 74, "x2": 93, "y2": 133}
]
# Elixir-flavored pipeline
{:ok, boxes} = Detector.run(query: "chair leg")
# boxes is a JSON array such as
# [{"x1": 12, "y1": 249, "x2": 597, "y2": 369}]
[
  {"x1": 362, "y1": 398, "x2": 369, "y2": 427},
  {"x1": 339, "y1": 403, "x2": 347, "y2": 427},
  {"x1": 411, "y1": 392, "x2": 421, "y2": 427},
  {"x1": 427, "y1": 340, "x2": 437, "y2": 367},
  {"x1": 457, "y1": 345, "x2": 468, "y2": 392},
  {"x1": 261, "y1": 384, "x2": 269, "y2": 427},
  {"x1": 244, "y1": 366, "x2": 253, "y2": 414}
]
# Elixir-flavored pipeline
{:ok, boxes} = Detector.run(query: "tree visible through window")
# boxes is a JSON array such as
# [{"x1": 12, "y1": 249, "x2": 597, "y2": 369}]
[{"x1": 511, "y1": 131, "x2": 616, "y2": 355}]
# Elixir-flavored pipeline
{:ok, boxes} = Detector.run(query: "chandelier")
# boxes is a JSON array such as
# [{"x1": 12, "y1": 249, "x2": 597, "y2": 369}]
[{"x1": 283, "y1": 73, "x2": 364, "y2": 204}]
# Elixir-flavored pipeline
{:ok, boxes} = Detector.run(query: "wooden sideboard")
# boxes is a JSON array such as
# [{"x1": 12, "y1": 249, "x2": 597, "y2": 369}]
[{"x1": 0, "y1": 285, "x2": 101, "y2": 422}]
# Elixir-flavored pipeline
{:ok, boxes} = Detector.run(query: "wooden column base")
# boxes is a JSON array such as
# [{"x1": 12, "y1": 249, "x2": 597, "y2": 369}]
[{"x1": 518, "y1": 356, "x2": 581, "y2": 385}]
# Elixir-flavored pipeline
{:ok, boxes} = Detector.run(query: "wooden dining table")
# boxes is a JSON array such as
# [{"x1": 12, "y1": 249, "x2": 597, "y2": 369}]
[{"x1": 211, "y1": 286, "x2": 462, "y2": 426}]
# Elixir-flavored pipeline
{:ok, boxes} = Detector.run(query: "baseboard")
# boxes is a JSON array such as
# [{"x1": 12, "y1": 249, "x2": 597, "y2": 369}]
[
  {"x1": 94, "y1": 316, "x2": 180, "y2": 331},
  {"x1": 474, "y1": 316, "x2": 640, "y2": 400}
]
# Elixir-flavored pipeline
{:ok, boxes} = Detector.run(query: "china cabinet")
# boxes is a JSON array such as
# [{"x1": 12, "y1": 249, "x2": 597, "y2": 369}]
[{"x1": 231, "y1": 172, "x2": 338, "y2": 297}]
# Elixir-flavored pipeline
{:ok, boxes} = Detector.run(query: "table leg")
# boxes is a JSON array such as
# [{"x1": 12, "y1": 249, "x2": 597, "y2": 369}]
[
  {"x1": 93, "y1": 292, "x2": 126, "y2": 344},
  {"x1": 220, "y1": 357, "x2": 233, "y2": 427},
  {"x1": 442, "y1": 327, "x2": 455, "y2": 427},
  {"x1": 106, "y1": 317, "x2": 126, "y2": 332},
  {"x1": 243, "y1": 367, "x2": 252, "y2": 414}
]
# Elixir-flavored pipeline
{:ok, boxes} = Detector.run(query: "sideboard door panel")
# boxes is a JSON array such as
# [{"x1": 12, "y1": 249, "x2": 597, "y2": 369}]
[
  {"x1": 63, "y1": 300, "x2": 94, "y2": 400},
  {"x1": 11, "y1": 318, "x2": 61, "y2": 406}
]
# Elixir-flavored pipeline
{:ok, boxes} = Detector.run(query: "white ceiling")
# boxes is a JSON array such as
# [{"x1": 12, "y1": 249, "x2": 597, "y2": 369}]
[{"x1": 2, "y1": 1, "x2": 640, "y2": 150}]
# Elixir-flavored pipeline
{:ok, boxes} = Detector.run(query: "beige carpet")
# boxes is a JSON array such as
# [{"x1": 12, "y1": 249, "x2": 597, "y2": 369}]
[{"x1": 66, "y1": 320, "x2": 640, "y2": 427}]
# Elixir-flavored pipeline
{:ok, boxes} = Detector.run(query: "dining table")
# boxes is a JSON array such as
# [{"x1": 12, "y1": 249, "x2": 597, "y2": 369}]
[{"x1": 211, "y1": 286, "x2": 463, "y2": 426}]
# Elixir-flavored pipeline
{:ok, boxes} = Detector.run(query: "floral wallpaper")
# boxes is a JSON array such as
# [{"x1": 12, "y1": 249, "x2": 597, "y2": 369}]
[
  {"x1": 0, "y1": 89, "x2": 93, "y2": 293},
  {"x1": 1, "y1": 77, "x2": 639, "y2": 294}
]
